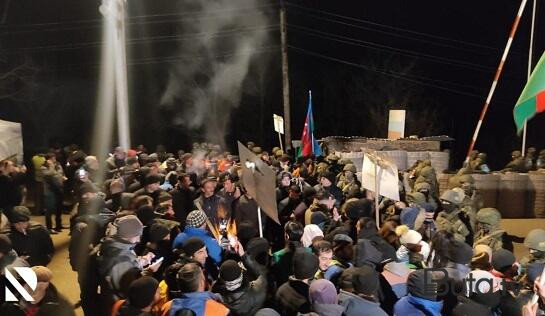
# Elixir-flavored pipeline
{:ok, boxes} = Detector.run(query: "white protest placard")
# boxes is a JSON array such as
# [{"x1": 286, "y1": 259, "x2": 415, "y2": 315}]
[
  {"x1": 361, "y1": 152, "x2": 400, "y2": 201},
  {"x1": 273, "y1": 114, "x2": 284, "y2": 134}
]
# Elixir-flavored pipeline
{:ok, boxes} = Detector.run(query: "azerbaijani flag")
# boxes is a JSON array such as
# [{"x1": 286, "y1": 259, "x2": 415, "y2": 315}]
[
  {"x1": 298, "y1": 91, "x2": 323, "y2": 157},
  {"x1": 514, "y1": 52, "x2": 545, "y2": 132}
]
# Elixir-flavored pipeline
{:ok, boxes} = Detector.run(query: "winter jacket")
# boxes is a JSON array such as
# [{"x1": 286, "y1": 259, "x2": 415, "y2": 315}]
[
  {"x1": 275, "y1": 279, "x2": 311, "y2": 316},
  {"x1": 272, "y1": 242, "x2": 307, "y2": 286},
  {"x1": 394, "y1": 294, "x2": 443, "y2": 316},
  {"x1": 5, "y1": 223, "x2": 54, "y2": 266},
  {"x1": 171, "y1": 186, "x2": 196, "y2": 227},
  {"x1": 172, "y1": 227, "x2": 222, "y2": 264},
  {"x1": 211, "y1": 254, "x2": 267, "y2": 316},
  {"x1": 337, "y1": 290, "x2": 388, "y2": 316},
  {"x1": 0, "y1": 249, "x2": 28, "y2": 272},
  {"x1": 97, "y1": 237, "x2": 141, "y2": 293},
  {"x1": 168, "y1": 291, "x2": 229, "y2": 316},
  {"x1": 358, "y1": 230, "x2": 397, "y2": 262}
]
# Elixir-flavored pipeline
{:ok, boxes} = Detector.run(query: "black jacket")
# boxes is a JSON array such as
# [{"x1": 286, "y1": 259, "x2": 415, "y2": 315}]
[
  {"x1": 212, "y1": 255, "x2": 267, "y2": 316},
  {"x1": 5, "y1": 223, "x2": 54, "y2": 267},
  {"x1": 171, "y1": 186, "x2": 196, "y2": 227},
  {"x1": 275, "y1": 279, "x2": 311, "y2": 316}
]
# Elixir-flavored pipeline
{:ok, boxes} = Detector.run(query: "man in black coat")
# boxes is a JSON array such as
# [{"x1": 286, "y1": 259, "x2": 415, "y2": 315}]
[
  {"x1": 171, "y1": 173, "x2": 196, "y2": 227},
  {"x1": 3, "y1": 206, "x2": 54, "y2": 267}
]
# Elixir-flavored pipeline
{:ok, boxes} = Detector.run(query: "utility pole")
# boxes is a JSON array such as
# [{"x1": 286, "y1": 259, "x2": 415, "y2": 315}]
[{"x1": 280, "y1": 1, "x2": 291, "y2": 149}]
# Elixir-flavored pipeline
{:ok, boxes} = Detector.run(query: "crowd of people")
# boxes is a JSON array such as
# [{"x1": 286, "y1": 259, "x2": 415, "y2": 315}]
[{"x1": 0, "y1": 141, "x2": 544, "y2": 316}]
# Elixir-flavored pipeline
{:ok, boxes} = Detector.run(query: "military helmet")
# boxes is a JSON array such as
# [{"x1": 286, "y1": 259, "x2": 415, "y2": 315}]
[
  {"x1": 252, "y1": 146, "x2": 262, "y2": 155},
  {"x1": 338, "y1": 158, "x2": 352, "y2": 166},
  {"x1": 271, "y1": 147, "x2": 280, "y2": 155},
  {"x1": 343, "y1": 163, "x2": 357, "y2": 173},
  {"x1": 524, "y1": 229, "x2": 545, "y2": 251},
  {"x1": 440, "y1": 189, "x2": 464, "y2": 205},
  {"x1": 326, "y1": 153, "x2": 339, "y2": 163},
  {"x1": 406, "y1": 192, "x2": 427, "y2": 206},
  {"x1": 476, "y1": 208, "x2": 501, "y2": 226},
  {"x1": 511, "y1": 150, "x2": 522, "y2": 158},
  {"x1": 477, "y1": 153, "x2": 487, "y2": 160},
  {"x1": 419, "y1": 166, "x2": 436, "y2": 178}
]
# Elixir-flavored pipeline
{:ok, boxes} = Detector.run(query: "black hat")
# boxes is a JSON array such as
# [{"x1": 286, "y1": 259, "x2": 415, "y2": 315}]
[
  {"x1": 407, "y1": 269, "x2": 438, "y2": 301},
  {"x1": 182, "y1": 237, "x2": 205, "y2": 257},
  {"x1": 0, "y1": 235, "x2": 12, "y2": 254},
  {"x1": 136, "y1": 205, "x2": 156, "y2": 226},
  {"x1": 491, "y1": 249, "x2": 516, "y2": 273},
  {"x1": 115, "y1": 215, "x2": 144, "y2": 239},
  {"x1": 144, "y1": 174, "x2": 162, "y2": 186},
  {"x1": 303, "y1": 186, "x2": 317, "y2": 199},
  {"x1": 448, "y1": 240, "x2": 473, "y2": 265},
  {"x1": 128, "y1": 276, "x2": 159, "y2": 309},
  {"x1": 320, "y1": 171, "x2": 336, "y2": 184},
  {"x1": 352, "y1": 265, "x2": 379, "y2": 296},
  {"x1": 293, "y1": 250, "x2": 319, "y2": 280},
  {"x1": 11, "y1": 206, "x2": 31, "y2": 223},
  {"x1": 246, "y1": 237, "x2": 270, "y2": 257},
  {"x1": 149, "y1": 223, "x2": 170, "y2": 242},
  {"x1": 219, "y1": 260, "x2": 242, "y2": 282},
  {"x1": 237, "y1": 221, "x2": 257, "y2": 244}
]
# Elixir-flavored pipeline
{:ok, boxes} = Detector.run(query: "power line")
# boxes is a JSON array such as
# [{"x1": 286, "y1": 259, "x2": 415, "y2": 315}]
[
  {"x1": 2, "y1": 3, "x2": 278, "y2": 31},
  {"x1": 288, "y1": 23, "x2": 496, "y2": 74},
  {"x1": 288, "y1": 45, "x2": 492, "y2": 99},
  {"x1": 5, "y1": 24, "x2": 279, "y2": 53},
  {"x1": 285, "y1": 1, "x2": 505, "y2": 54}
]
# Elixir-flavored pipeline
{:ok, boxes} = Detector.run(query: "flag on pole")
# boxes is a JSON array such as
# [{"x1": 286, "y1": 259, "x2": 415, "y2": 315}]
[
  {"x1": 298, "y1": 91, "x2": 323, "y2": 157},
  {"x1": 514, "y1": 52, "x2": 545, "y2": 132}
]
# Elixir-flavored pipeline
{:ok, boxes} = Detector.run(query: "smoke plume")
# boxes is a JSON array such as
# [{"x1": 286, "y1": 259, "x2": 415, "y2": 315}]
[{"x1": 160, "y1": 0, "x2": 270, "y2": 148}]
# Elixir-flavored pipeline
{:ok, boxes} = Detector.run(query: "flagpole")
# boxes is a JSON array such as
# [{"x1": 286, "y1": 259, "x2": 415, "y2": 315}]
[
  {"x1": 522, "y1": 0, "x2": 536, "y2": 156},
  {"x1": 465, "y1": 0, "x2": 528, "y2": 163},
  {"x1": 309, "y1": 90, "x2": 314, "y2": 155}
]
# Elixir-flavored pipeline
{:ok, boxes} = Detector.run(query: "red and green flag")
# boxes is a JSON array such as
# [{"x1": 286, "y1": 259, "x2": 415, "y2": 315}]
[{"x1": 514, "y1": 52, "x2": 545, "y2": 132}]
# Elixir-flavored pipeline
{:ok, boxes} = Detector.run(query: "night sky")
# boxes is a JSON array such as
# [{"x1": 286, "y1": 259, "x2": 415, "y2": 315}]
[{"x1": 1, "y1": 0, "x2": 544, "y2": 170}]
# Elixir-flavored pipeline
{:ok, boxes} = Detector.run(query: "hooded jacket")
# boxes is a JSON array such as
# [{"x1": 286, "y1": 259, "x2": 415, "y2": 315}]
[
  {"x1": 211, "y1": 255, "x2": 267, "y2": 316},
  {"x1": 337, "y1": 290, "x2": 388, "y2": 316},
  {"x1": 97, "y1": 236, "x2": 140, "y2": 293},
  {"x1": 275, "y1": 278, "x2": 311, "y2": 316},
  {"x1": 394, "y1": 294, "x2": 443, "y2": 316},
  {"x1": 168, "y1": 291, "x2": 229, "y2": 316}
]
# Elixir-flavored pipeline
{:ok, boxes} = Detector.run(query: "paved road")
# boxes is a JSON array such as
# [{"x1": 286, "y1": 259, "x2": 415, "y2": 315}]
[{"x1": 36, "y1": 215, "x2": 545, "y2": 316}]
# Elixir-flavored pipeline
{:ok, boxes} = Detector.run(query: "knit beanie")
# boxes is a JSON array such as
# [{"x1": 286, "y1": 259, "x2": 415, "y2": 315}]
[
  {"x1": 309, "y1": 279, "x2": 338, "y2": 305},
  {"x1": 448, "y1": 240, "x2": 473, "y2": 264},
  {"x1": 185, "y1": 210, "x2": 207, "y2": 228},
  {"x1": 182, "y1": 237, "x2": 205, "y2": 257},
  {"x1": 128, "y1": 276, "x2": 159, "y2": 309},
  {"x1": 293, "y1": 250, "x2": 319, "y2": 280},
  {"x1": 32, "y1": 266, "x2": 53, "y2": 283},
  {"x1": 352, "y1": 265, "x2": 379, "y2": 296},
  {"x1": 407, "y1": 269, "x2": 437, "y2": 301},
  {"x1": 395, "y1": 225, "x2": 422, "y2": 245},
  {"x1": 11, "y1": 206, "x2": 31, "y2": 223},
  {"x1": 115, "y1": 215, "x2": 144, "y2": 239},
  {"x1": 320, "y1": 171, "x2": 336, "y2": 185},
  {"x1": 491, "y1": 249, "x2": 516, "y2": 273},
  {"x1": 149, "y1": 223, "x2": 170, "y2": 242},
  {"x1": 220, "y1": 260, "x2": 243, "y2": 291},
  {"x1": 0, "y1": 235, "x2": 12, "y2": 254},
  {"x1": 527, "y1": 262, "x2": 545, "y2": 283}
]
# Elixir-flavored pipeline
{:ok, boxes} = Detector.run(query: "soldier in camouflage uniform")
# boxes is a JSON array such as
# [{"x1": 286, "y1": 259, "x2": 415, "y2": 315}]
[
  {"x1": 450, "y1": 174, "x2": 483, "y2": 231},
  {"x1": 537, "y1": 149, "x2": 545, "y2": 170},
  {"x1": 525, "y1": 147, "x2": 537, "y2": 171},
  {"x1": 336, "y1": 163, "x2": 361, "y2": 198},
  {"x1": 502, "y1": 150, "x2": 527, "y2": 173},
  {"x1": 520, "y1": 228, "x2": 545, "y2": 267},
  {"x1": 472, "y1": 152, "x2": 490, "y2": 174},
  {"x1": 413, "y1": 182, "x2": 438, "y2": 210},
  {"x1": 473, "y1": 208, "x2": 508, "y2": 251},
  {"x1": 436, "y1": 189, "x2": 473, "y2": 244}
]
